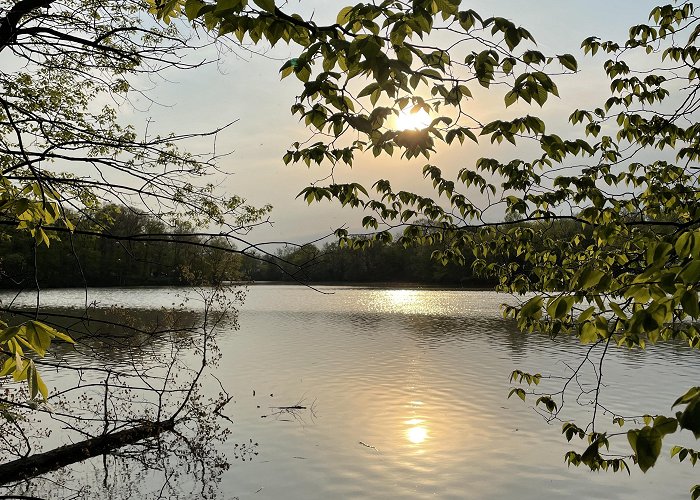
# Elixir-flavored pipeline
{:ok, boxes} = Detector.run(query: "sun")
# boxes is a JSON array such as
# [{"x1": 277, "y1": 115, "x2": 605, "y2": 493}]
[{"x1": 395, "y1": 107, "x2": 432, "y2": 131}]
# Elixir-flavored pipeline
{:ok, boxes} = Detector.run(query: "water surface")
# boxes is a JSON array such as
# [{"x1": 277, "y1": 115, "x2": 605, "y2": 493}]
[{"x1": 1, "y1": 285, "x2": 696, "y2": 499}]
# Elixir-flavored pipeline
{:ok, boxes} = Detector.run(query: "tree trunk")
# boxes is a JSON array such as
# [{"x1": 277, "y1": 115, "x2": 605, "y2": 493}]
[{"x1": 0, "y1": 418, "x2": 175, "y2": 484}]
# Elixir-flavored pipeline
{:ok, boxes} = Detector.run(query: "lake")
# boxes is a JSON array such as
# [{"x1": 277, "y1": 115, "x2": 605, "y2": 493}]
[{"x1": 0, "y1": 285, "x2": 697, "y2": 499}]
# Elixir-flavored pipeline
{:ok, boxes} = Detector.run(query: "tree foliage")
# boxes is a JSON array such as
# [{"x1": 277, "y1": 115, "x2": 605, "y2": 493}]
[
  {"x1": 0, "y1": 0, "x2": 273, "y2": 494},
  {"x1": 162, "y1": 0, "x2": 700, "y2": 494},
  {"x1": 243, "y1": 237, "x2": 491, "y2": 285},
  {"x1": 0, "y1": 0, "x2": 271, "y2": 393},
  {"x1": 0, "y1": 204, "x2": 245, "y2": 287}
]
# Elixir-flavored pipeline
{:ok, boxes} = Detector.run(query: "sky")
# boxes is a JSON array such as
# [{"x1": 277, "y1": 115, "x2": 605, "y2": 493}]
[{"x1": 131, "y1": 1, "x2": 663, "y2": 247}]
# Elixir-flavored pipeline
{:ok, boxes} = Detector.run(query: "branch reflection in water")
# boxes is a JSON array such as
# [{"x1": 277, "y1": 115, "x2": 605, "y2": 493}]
[{"x1": 0, "y1": 286, "x2": 255, "y2": 500}]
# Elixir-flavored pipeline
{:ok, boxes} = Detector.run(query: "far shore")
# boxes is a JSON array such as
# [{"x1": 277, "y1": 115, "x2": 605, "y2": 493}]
[
  {"x1": 0, "y1": 280, "x2": 498, "y2": 292},
  {"x1": 243, "y1": 280, "x2": 497, "y2": 291}
]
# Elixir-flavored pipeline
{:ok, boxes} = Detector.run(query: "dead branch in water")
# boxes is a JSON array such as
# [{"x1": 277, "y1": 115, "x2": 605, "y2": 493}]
[{"x1": 0, "y1": 419, "x2": 176, "y2": 485}]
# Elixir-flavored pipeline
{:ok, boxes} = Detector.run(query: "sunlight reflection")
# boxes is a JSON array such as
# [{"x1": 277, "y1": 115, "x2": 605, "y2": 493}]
[
  {"x1": 385, "y1": 290, "x2": 420, "y2": 311},
  {"x1": 404, "y1": 415, "x2": 428, "y2": 445},
  {"x1": 407, "y1": 426, "x2": 428, "y2": 444},
  {"x1": 387, "y1": 289, "x2": 418, "y2": 304},
  {"x1": 380, "y1": 289, "x2": 434, "y2": 315}
]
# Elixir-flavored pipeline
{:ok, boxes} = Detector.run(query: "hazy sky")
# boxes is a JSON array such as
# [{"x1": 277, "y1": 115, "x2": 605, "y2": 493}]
[{"x1": 135, "y1": 1, "x2": 661, "y2": 246}]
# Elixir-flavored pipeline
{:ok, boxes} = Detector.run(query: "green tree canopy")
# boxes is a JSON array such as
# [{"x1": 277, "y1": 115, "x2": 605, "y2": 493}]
[{"x1": 161, "y1": 0, "x2": 700, "y2": 494}]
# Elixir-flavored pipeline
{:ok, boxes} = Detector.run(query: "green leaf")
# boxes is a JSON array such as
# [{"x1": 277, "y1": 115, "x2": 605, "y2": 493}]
[
  {"x1": 12, "y1": 359, "x2": 30, "y2": 382},
  {"x1": 536, "y1": 396, "x2": 558, "y2": 412},
  {"x1": 0, "y1": 357, "x2": 16, "y2": 377},
  {"x1": 508, "y1": 388, "x2": 526, "y2": 401},
  {"x1": 252, "y1": 0, "x2": 275, "y2": 12},
  {"x1": 579, "y1": 321, "x2": 598, "y2": 344},
  {"x1": 520, "y1": 296, "x2": 544, "y2": 318},
  {"x1": 50, "y1": 329, "x2": 75, "y2": 344},
  {"x1": 184, "y1": 0, "x2": 205, "y2": 20},
  {"x1": 557, "y1": 54, "x2": 578, "y2": 71},
  {"x1": 0, "y1": 325, "x2": 22, "y2": 343},
  {"x1": 214, "y1": 0, "x2": 238, "y2": 13},
  {"x1": 336, "y1": 6, "x2": 353, "y2": 24},
  {"x1": 673, "y1": 387, "x2": 700, "y2": 407},
  {"x1": 679, "y1": 399, "x2": 700, "y2": 438},
  {"x1": 676, "y1": 231, "x2": 694, "y2": 258},
  {"x1": 578, "y1": 306, "x2": 595, "y2": 322},
  {"x1": 581, "y1": 439, "x2": 601, "y2": 468},
  {"x1": 34, "y1": 369, "x2": 48, "y2": 400},
  {"x1": 24, "y1": 321, "x2": 52, "y2": 357},
  {"x1": 609, "y1": 302, "x2": 627, "y2": 320},
  {"x1": 691, "y1": 485, "x2": 700, "y2": 500},
  {"x1": 679, "y1": 260, "x2": 700, "y2": 284},
  {"x1": 627, "y1": 427, "x2": 662, "y2": 472},
  {"x1": 555, "y1": 296, "x2": 574, "y2": 318},
  {"x1": 681, "y1": 290, "x2": 700, "y2": 319},
  {"x1": 653, "y1": 415, "x2": 678, "y2": 437},
  {"x1": 28, "y1": 361, "x2": 39, "y2": 399},
  {"x1": 578, "y1": 268, "x2": 605, "y2": 289}
]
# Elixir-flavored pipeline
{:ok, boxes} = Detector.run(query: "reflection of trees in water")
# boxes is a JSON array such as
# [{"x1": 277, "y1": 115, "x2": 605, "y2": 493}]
[
  {"x1": 286, "y1": 309, "x2": 699, "y2": 373},
  {"x1": 22, "y1": 305, "x2": 209, "y2": 366},
  {"x1": 343, "y1": 310, "x2": 528, "y2": 352},
  {"x1": 0, "y1": 288, "x2": 248, "y2": 499},
  {"x1": 402, "y1": 315, "x2": 523, "y2": 346},
  {"x1": 3, "y1": 425, "x2": 259, "y2": 499}
]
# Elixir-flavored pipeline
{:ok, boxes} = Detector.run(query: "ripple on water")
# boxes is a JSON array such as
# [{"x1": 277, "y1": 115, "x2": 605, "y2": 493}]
[{"x1": 2, "y1": 285, "x2": 696, "y2": 499}]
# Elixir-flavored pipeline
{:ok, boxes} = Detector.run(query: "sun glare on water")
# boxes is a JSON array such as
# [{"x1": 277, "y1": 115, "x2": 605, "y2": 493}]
[
  {"x1": 407, "y1": 425, "x2": 428, "y2": 444},
  {"x1": 386, "y1": 289, "x2": 418, "y2": 305},
  {"x1": 405, "y1": 417, "x2": 428, "y2": 444},
  {"x1": 395, "y1": 107, "x2": 432, "y2": 131}
]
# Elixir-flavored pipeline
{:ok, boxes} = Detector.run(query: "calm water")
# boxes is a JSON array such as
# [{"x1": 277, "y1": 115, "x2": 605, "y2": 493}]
[{"x1": 1, "y1": 285, "x2": 698, "y2": 499}]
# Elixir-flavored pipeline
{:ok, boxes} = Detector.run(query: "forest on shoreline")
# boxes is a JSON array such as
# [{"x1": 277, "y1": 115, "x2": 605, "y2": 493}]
[
  {"x1": 0, "y1": 204, "x2": 593, "y2": 289},
  {"x1": 0, "y1": 204, "x2": 241, "y2": 288}
]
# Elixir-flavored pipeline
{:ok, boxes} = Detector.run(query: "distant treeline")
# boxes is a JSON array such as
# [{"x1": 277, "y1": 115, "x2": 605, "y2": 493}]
[
  {"x1": 0, "y1": 205, "x2": 597, "y2": 289},
  {"x1": 241, "y1": 216, "x2": 590, "y2": 287},
  {"x1": 242, "y1": 241, "x2": 495, "y2": 287},
  {"x1": 0, "y1": 205, "x2": 242, "y2": 288}
]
